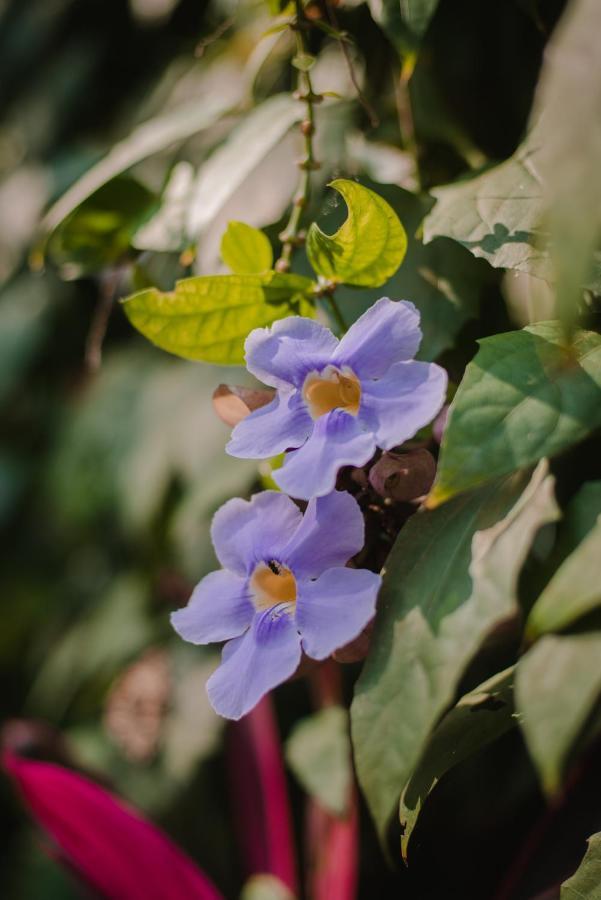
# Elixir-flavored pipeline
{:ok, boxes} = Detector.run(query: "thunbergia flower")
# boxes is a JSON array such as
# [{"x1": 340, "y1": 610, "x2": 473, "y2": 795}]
[
  {"x1": 171, "y1": 490, "x2": 381, "y2": 720},
  {"x1": 226, "y1": 297, "x2": 447, "y2": 500}
]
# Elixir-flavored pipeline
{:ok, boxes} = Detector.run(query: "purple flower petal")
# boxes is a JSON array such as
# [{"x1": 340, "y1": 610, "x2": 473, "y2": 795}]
[
  {"x1": 296, "y1": 567, "x2": 381, "y2": 660},
  {"x1": 211, "y1": 492, "x2": 302, "y2": 576},
  {"x1": 245, "y1": 317, "x2": 339, "y2": 390},
  {"x1": 227, "y1": 390, "x2": 313, "y2": 459},
  {"x1": 170, "y1": 570, "x2": 254, "y2": 644},
  {"x1": 274, "y1": 410, "x2": 375, "y2": 500},
  {"x1": 360, "y1": 360, "x2": 447, "y2": 450},
  {"x1": 333, "y1": 298, "x2": 421, "y2": 379},
  {"x1": 207, "y1": 611, "x2": 302, "y2": 720},
  {"x1": 282, "y1": 491, "x2": 365, "y2": 579}
]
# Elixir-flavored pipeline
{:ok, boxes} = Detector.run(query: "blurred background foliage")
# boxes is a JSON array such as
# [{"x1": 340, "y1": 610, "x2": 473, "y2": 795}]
[{"x1": 2, "y1": 0, "x2": 599, "y2": 897}]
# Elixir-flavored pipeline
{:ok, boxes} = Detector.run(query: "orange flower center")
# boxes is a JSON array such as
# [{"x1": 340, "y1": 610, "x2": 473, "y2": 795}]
[
  {"x1": 250, "y1": 561, "x2": 297, "y2": 612},
  {"x1": 302, "y1": 367, "x2": 361, "y2": 419}
]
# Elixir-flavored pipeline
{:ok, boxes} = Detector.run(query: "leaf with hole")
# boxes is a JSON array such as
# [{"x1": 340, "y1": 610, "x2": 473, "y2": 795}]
[{"x1": 306, "y1": 180, "x2": 407, "y2": 287}]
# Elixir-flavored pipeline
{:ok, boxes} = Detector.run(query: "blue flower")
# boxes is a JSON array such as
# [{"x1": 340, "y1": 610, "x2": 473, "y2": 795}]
[
  {"x1": 226, "y1": 298, "x2": 447, "y2": 499},
  {"x1": 171, "y1": 490, "x2": 381, "y2": 720}
]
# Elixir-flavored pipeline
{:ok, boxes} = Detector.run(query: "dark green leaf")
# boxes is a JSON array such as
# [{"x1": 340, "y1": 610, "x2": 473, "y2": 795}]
[
  {"x1": 46, "y1": 176, "x2": 156, "y2": 275},
  {"x1": 122, "y1": 271, "x2": 315, "y2": 364},
  {"x1": 400, "y1": 667, "x2": 515, "y2": 858},
  {"x1": 516, "y1": 632, "x2": 601, "y2": 794},
  {"x1": 526, "y1": 519, "x2": 601, "y2": 639},
  {"x1": 306, "y1": 179, "x2": 407, "y2": 287},
  {"x1": 428, "y1": 322, "x2": 601, "y2": 506},
  {"x1": 351, "y1": 461, "x2": 557, "y2": 838},
  {"x1": 561, "y1": 833, "x2": 601, "y2": 899}
]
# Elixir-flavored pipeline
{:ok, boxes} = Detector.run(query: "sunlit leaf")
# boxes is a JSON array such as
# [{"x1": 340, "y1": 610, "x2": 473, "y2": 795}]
[
  {"x1": 530, "y1": 0, "x2": 601, "y2": 324},
  {"x1": 186, "y1": 95, "x2": 303, "y2": 237},
  {"x1": 561, "y1": 832, "x2": 601, "y2": 899},
  {"x1": 428, "y1": 322, "x2": 601, "y2": 507},
  {"x1": 351, "y1": 461, "x2": 557, "y2": 839},
  {"x1": 122, "y1": 271, "x2": 315, "y2": 364},
  {"x1": 400, "y1": 667, "x2": 515, "y2": 858},
  {"x1": 40, "y1": 91, "x2": 239, "y2": 239},
  {"x1": 306, "y1": 179, "x2": 407, "y2": 287},
  {"x1": 220, "y1": 221, "x2": 273, "y2": 275},
  {"x1": 285, "y1": 706, "x2": 352, "y2": 817},
  {"x1": 516, "y1": 632, "x2": 601, "y2": 794}
]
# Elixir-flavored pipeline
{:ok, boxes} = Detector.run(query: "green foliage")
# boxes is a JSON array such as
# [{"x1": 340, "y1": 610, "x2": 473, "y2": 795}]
[
  {"x1": 399, "y1": 666, "x2": 515, "y2": 858},
  {"x1": 285, "y1": 706, "x2": 352, "y2": 816},
  {"x1": 367, "y1": 0, "x2": 440, "y2": 58},
  {"x1": 561, "y1": 833, "x2": 601, "y2": 899},
  {"x1": 351, "y1": 462, "x2": 557, "y2": 838},
  {"x1": 122, "y1": 272, "x2": 315, "y2": 365},
  {"x1": 220, "y1": 222, "x2": 273, "y2": 275},
  {"x1": 526, "y1": 518, "x2": 601, "y2": 638},
  {"x1": 516, "y1": 633, "x2": 601, "y2": 794},
  {"x1": 429, "y1": 323, "x2": 601, "y2": 506},
  {"x1": 306, "y1": 179, "x2": 407, "y2": 287},
  {"x1": 45, "y1": 177, "x2": 156, "y2": 276}
]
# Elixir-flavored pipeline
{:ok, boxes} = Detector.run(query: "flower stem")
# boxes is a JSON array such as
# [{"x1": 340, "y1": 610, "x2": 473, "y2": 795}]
[
  {"x1": 326, "y1": 293, "x2": 347, "y2": 334},
  {"x1": 276, "y1": 0, "x2": 321, "y2": 273}
]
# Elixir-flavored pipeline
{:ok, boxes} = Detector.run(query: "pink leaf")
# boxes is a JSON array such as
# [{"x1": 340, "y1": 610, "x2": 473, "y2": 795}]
[{"x1": 3, "y1": 750, "x2": 223, "y2": 900}]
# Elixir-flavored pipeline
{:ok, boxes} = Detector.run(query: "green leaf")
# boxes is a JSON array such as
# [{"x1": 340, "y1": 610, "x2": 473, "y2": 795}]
[
  {"x1": 516, "y1": 632, "x2": 601, "y2": 795},
  {"x1": 45, "y1": 176, "x2": 156, "y2": 275},
  {"x1": 220, "y1": 221, "x2": 273, "y2": 275},
  {"x1": 133, "y1": 161, "x2": 195, "y2": 253},
  {"x1": 529, "y1": 0, "x2": 601, "y2": 324},
  {"x1": 306, "y1": 179, "x2": 407, "y2": 287},
  {"x1": 422, "y1": 136, "x2": 551, "y2": 281},
  {"x1": 285, "y1": 706, "x2": 352, "y2": 817},
  {"x1": 334, "y1": 186, "x2": 493, "y2": 360},
  {"x1": 367, "y1": 0, "x2": 440, "y2": 58},
  {"x1": 526, "y1": 518, "x2": 601, "y2": 639},
  {"x1": 400, "y1": 667, "x2": 515, "y2": 859},
  {"x1": 122, "y1": 271, "x2": 315, "y2": 365},
  {"x1": 186, "y1": 95, "x2": 303, "y2": 237},
  {"x1": 561, "y1": 833, "x2": 601, "y2": 899},
  {"x1": 552, "y1": 481, "x2": 601, "y2": 568},
  {"x1": 351, "y1": 461, "x2": 558, "y2": 839},
  {"x1": 40, "y1": 91, "x2": 239, "y2": 239},
  {"x1": 428, "y1": 322, "x2": 601, "y2": 507}
]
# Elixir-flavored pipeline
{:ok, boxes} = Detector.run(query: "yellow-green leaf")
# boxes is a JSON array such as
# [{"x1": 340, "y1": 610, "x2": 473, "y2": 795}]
[
  {"x1": 122, "y1": 272, "x2": 314, "y2": 365},
  {"x1": 306, "y1": 179, "x2": 407, "y2": 287},
  {"x1": 220, "y1": 221, "x2": 273, "y2": 274}
]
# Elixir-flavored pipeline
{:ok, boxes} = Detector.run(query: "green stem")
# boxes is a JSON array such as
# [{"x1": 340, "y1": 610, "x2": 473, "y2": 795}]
[
  {"x1": 276, "y1": 0, "x2": 320, "y2": 272},
  {"x1": 326, "y1": 293, "x2": 347, "y2": 334}
]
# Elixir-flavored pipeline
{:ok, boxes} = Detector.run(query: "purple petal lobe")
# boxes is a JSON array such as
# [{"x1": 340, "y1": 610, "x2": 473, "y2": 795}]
[
  {"x1": 245, "y1": 317, "x2": 339, "y2": 390},
  {"x1": 282, "y1": 491, "x2": 365, "y2": 579},
  {"x1": 170, "y1": 570, "x2": 253, "y2": 644},
  {"x1": 207, "y1": 611, "x2": 302, "y2": 720},
  {"x1": 211, "y1": 492, "x2": 302, "y2": 576},
  {"x1": 227, "y1": 390, "x2": 312, "y2": 459},
  {"x1": 296, "y1": 567, "x2": 381, "y2": 660},
  {"x1": 274, "y1": 411, "x2": 376, "y2": 500},
  {"x1": 333, "y1": 298, "x2": 421, "y2": 378},
  {"x1": 360, "y1": 360, "x2": 447, "y2": 450}
]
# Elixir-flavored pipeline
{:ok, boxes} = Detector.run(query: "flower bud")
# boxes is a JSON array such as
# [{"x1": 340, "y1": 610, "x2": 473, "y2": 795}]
[
  {"x1": 368, "y1": 449, "x2": 436, "y2": 502},
  {"x1": 212, "y1": 384, "x2": 275, "y2": 428}
]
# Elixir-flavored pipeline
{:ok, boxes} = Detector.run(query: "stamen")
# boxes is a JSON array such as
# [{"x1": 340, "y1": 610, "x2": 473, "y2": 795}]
[
  {"x1": 250, "y1": 562, "x2": 297, "y2": 612},
  {"x1": 302, "y1": 367, "x2": 361, "y2": 419}
]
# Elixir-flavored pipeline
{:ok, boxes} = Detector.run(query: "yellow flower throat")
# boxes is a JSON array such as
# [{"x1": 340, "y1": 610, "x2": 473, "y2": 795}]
[
  {"x1": 302, "y1": 367, "x2": 361, "y2": 419},
  {"x1": 250, "y1": 561, "x2": 297, "y2": 612}
]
